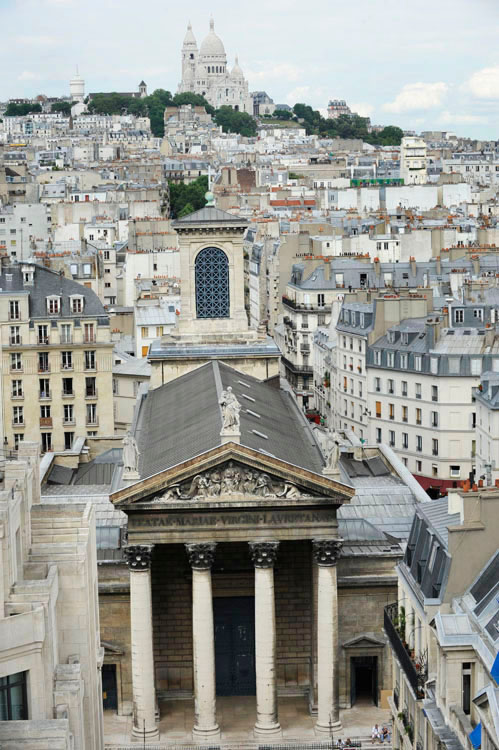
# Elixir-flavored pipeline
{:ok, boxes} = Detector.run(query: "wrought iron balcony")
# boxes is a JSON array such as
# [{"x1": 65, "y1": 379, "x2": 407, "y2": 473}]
[{"x1": 384, "y1": 603, "x2": 427, "y2": 699}]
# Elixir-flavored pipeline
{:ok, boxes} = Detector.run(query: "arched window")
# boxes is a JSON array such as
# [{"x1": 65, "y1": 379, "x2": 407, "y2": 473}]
[
  {"x1": 207, "y1": 66, "x2": 210, "y2": 73},
  {"x1": 195, "y1": 246, "x2": 230, "y2": 318}
]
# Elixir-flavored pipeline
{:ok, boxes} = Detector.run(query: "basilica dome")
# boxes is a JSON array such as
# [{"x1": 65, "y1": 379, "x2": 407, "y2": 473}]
[{"x1": 199, "y1": 18, "x2": 226, "y2": 58}]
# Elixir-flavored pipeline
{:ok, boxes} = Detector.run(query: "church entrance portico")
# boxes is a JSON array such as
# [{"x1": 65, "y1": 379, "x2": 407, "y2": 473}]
[{"x1": 112, "y1": 445, "x2": 354, "y2": 742}]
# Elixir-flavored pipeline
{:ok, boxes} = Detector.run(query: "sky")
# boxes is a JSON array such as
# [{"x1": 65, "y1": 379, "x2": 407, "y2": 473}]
[{"x1": 1, "y1": 0, "x2": 499, "y2": 139}]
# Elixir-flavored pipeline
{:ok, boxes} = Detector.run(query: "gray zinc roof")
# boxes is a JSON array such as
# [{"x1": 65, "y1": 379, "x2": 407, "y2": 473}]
[
  {"x1": 134, "y1": 361, "x2": 324, "y2": 480},
  {"x1": 0, "y1": 263, "x2": 107, "y2": 320}
]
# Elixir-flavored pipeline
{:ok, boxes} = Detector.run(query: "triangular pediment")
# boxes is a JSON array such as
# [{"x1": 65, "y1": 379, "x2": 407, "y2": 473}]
[
  {"x1": 111, "y1": 442, "x2": 353, "y2": 509},
  {"x1": 342, "y1": 633, "x2": 386, "y2": 649}
]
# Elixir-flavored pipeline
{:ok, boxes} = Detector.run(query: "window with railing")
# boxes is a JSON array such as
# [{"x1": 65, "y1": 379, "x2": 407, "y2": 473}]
[
  {"x1": 10, "y1": 353, "x2": 22, "y2": 371},
  {"x1": 9, "y1": 325, "x2": 21, "y2": 345},
  {"x1": 84, "y1": 350, "x2": 96, "y2": 370},
  {"x1": 38, "y1": 352, "x2": 50, "y2": 373},
  {"x1": 9, "y1": 300, "x2": 20, "y2": 321}
]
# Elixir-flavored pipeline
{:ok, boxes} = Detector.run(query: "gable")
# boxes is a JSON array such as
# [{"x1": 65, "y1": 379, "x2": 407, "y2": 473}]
[{"x1": 111, "y1": 442, "x2": 353, "y2": 508}]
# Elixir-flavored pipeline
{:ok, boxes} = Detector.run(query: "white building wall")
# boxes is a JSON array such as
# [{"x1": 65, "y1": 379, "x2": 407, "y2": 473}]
[{"x1": 367, "y1": 368, "x2": 477, "y2": 482}]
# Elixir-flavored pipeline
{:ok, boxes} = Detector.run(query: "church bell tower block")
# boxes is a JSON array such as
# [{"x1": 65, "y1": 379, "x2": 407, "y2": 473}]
[{"x1": 148, "y1": 195, "x2": 280, "y2": 386}]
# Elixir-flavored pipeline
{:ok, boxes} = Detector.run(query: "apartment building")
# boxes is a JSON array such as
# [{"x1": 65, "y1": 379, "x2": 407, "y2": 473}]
[
  {"x1": 334, "y1": 290, "x2": 432, "y2": 438},
  {"x1": 385, "y1": 487, "x2": 499, "y2": 750},
  {"x1": 400, "y1": 137, "x2": 428, "y2": 185},
  {"x1": 0, "y1": 203, "x2": 50, "y2": 260},
  {"x1": 473, "y1": 370, "x2": 499, "y2": 485},
  {"x1": 0, "y1": 263, "x2": 114, "y2": 453},
  {"x1": 276, "y1": 263, "x2": 341, "y2": 410},
  {"x1": 367, "y1": 316, "x2": 499, "y2": 494},
  {"x1": 0, "y1": 441, "x2": 104, "y2": 749}
]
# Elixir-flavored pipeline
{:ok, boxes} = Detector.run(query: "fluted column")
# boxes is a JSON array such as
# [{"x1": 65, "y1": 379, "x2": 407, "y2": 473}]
[
  {"x1": 249, "y1": 541, "x2": 281, "y2": 737},
  {"x1": 185, "y1": 543, "x2": 220, "y2": 739},
  {"x1": 313, "y1": 538, "x2": 343, "y2": 734},
  {"x1": 125, "y1": 545, "x2": 159, "y2": 741}
]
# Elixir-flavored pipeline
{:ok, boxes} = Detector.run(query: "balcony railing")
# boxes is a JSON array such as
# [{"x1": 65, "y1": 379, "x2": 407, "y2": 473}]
[
  {"x1": 84, "y1": 334, "x2": 96, "y2": 343},
  {"x1": 384, "y1": 603, "x2": 427, "y2": 699},
  {"x1": 39, "y1": 391, "x2": 51, "y2": 400},
  {"x1": 85, "y1": 388, "x2": 97, "y2": 399},
  {"x1": 38, "y1": 364, "x2": 50, "y2": 373},
  {"x1": 40, "y1": 417, "x2": 52, "y2": 427},
  {"x1": 9, "y1": 336, "x2": 22, "y2": 345},
  {"x1": 62, "y1": 390, "x2": 74, "y2": 398}
]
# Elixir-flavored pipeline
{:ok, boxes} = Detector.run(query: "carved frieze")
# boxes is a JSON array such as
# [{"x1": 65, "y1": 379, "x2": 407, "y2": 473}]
[
  {"x1": 153, "y1": 460, "x2": 306, "y2": 502},
  {"x1": 312, "y1": 538, "x2": 343, "y2": 566}
]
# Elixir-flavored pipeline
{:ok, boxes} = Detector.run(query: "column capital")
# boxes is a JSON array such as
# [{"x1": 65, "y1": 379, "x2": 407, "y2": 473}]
[
  {"x1": 124, "y1": 544, "x2": 154, "y2": 570},
  {"x1": 249, "y1": 541, "x2": 279, "y2": 568},
  {"x1": 185, "y1": 542, "x2": 217, "y2": 569},
  {"x1": 312, "y1": 538, "x2": 343, "y2": 566}
]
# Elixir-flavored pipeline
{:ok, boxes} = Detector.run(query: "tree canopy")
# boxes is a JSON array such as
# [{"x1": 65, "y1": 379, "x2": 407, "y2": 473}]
[
  {"x1": 86, "y1": 90, "x2": 216, "y2": 137},
  {"x1": 275, "y1": 103, "x2": 403, "y2": 145},
  {"x1": 168, "y1": 175, "x2": 209, "y2": 219},
  {"x1": 214, "y1": 106, "x2": 257, "y2": 137},
  {"x1": 51, "y1": 101, "x2": 72, "y2": 115},
  {"x1": 5, "y1": 102, "x2": 42, "y2": 116}
]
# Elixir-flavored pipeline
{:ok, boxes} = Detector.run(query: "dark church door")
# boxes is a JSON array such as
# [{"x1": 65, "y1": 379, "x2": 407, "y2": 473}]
[
  {"x1": 350, "y1": 655, "x2": 378, "y2": 706},
  {"x1": 214, "y1": 597, "x2": 256, "y2": 696},
  {"x1": 102, "y1": 664, "x2": 118, "y2": 711}
]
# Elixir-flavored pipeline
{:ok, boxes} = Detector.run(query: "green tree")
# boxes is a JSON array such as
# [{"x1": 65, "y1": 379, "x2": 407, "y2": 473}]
[
  {"x1": 5, "y1": 102, "x2": 42, "y2": 116},
  {"x1": 51, "y1": 101, "x2": 71, "y2": 115},
  {"x1": 172, "y1": 92, "x2": 215, "y2": 115},
  {"x1": 168, "y1": 175, "x2": 209, "y2": 218},
  {"x1": 214, "y1": 106, "x2": 257, "y2": 137},
  {"x1": 273, "y1": 108, "x2": 293, "y2": 120},
  {"x1": 178, "y1": 202, "x2": 195, "y2": 217},
  {"x1": 370, "y1": 125, "x2": 404, "y2": 145}
]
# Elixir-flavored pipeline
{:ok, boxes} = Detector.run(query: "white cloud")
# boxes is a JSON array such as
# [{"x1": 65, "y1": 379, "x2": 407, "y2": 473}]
[
  {"x1": 247, "y1": 63, "x2": 301, "y2": 83},
  {"x1": 466, "y1": 66, "x2": 499, "y2": 99},
  {"x1": 349, "y1": 101, "x2": 374, "y2": 117},
  {"x1": 384, "y1": 82, "x2": 448, "y2": 112},
  {"x1": 285, "y1": 86, "x2": 311, "y2": 104},
  {"x1": 17, "y1": 71, "x2": 44, "y2": 81},
  {"x1": 438, "y1": 110, "x2": 486, "y2": 125},
  {"x1": 16, "y1": 35, "x2": 57, "y2": 46}
]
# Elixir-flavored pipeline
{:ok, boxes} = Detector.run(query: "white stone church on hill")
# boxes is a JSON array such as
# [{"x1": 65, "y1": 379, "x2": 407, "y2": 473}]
[{"x1": 177, "y1": 19, "x2": 254, "y2": 114}]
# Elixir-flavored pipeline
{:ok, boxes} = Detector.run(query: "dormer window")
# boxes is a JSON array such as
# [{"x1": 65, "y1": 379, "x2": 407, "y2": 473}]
[
  {"x1": 47, "y1": 296, "x2": 61, "y2": 315},
  {"x1": 70, "y1": 295, "x2": 84, "y2": 314},
  {"x1": 401, "y1": 332, "x2": 409, "y2": 345},
  {"x1": 387, "y1": 330, "x2": 395, "y2": 343}
]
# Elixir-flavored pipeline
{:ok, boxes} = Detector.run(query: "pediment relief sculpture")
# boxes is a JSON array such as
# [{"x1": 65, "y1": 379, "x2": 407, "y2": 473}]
[{"x1": 152, "y1": 460, "x2": 310, "y2": 502}]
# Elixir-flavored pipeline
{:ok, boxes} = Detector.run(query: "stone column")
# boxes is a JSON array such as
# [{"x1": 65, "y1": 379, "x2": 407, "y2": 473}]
[
  {"x1": 124, "y1": 545, "x2": 159, "y2": 741},
  {"x1": 249, "y1": 541, "x2": 281, "y2": 737},
  {"x1": 185, "y1": 543, "x2": 220, "y2": 740},
  {"x1": 312, "y1": 538, "x2": 343, "y2": 734}
]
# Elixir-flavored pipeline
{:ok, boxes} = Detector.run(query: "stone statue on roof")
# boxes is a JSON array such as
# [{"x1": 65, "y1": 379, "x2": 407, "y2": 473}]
[
  {"x1": 123, "y1": 431, "x2": 140, "y2": 478},
  {"x1": 324, "y1": 429, "x2": 341, "y2": 476},
  {"x1": 219, "y1": 386, "x2": 241, "y2": 431}
]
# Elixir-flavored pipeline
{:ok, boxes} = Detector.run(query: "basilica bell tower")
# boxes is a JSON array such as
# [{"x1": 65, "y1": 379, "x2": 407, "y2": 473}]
[{"x1": 147, "y1": 194, "x2": 280, "y2": 386}]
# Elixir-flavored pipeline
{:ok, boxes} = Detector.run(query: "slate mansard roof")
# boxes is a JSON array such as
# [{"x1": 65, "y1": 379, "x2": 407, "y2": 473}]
[
  {"x1": 0, "y1": 263, "x2": 108, "y2": 320},
  {"x1": 134, "y1": 361, "x2": 325, "y2": 480}
]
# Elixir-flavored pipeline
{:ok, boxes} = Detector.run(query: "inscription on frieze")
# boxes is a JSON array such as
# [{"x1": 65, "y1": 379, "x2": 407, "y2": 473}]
[{"x1": 129, "y1": 507, "x2": 338, "y2": 531}]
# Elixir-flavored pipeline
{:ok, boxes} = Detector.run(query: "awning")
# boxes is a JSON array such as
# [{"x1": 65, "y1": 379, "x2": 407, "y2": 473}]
[
  {"x1": 491, "y1": 653, "x2": 499, "y2": 685},
  {"x1": 469, "y1": 723, "x2": 481, "y2": 749}
]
